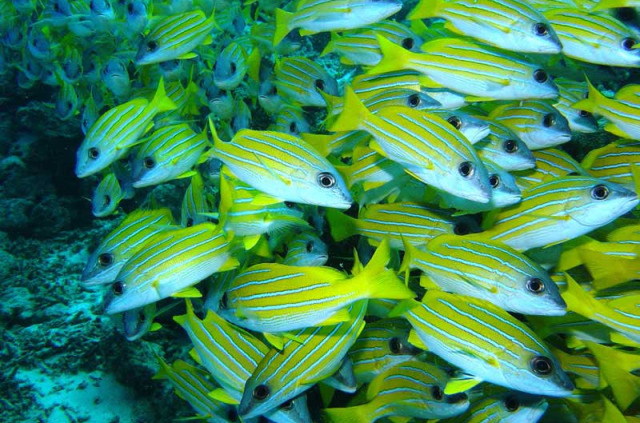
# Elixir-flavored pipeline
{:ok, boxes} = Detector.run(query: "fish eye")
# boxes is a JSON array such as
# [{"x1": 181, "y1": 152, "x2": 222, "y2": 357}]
[
  {"x1": 219, "y1": 292, "x2": 229, "y2": 309},
  {"x1": 89, "y1": 0, "x2": 95, "y2": 10},
  {"x1": 186, "y1": 217, "x2": 194, "y2": 227},
  {"x1": 314, "y1": 79, "x2": 325, "y2": 91},
  {"x1": 284, "y1": 201, "x2": 295, "y2": 208},
  {"x1": 306, "y1": 241, "x2": 314, "y2": 253},
  {"x1": 542, "y1": 113, "x2": 556, "y2": 127},
  {"x1": 127, "y1": 2, "x2": 133, "y2": 12},
  {"x1": 270, "y1": 86, "x2": 277, "y2": 95},
  {"x1": 401, "y1": 37, "x2": 414, "y2": 49},
  {"x1": 226, "y1": 408, "x2": 238, "y2": 421},
  {"x1": 458, "y1": 162, "x2": 474, "y2": 178},
  {"x1": 389, "y1": 337, "x2": 401, "y2": 354},
  {"x1": 253, "y1": 384, "x2": 270, "y2": 401},
  {"x1": 112, "y1": 281, "x2": 125, "y2": 296},
  {"x1": 533, "y1": 69, "x2": 548, "y2": 83},
  {"x1": 143, "y1": 157, "x2": 156, "y2": 169},
  {"x1": 147, "y1": 40, "x2": 158, "y2": 52},
  {"x1": 453, "y1": 222, "x2": 469, "y2": 235},
  {"x1": 230, "y1": 62, "x2": 236, "y2": 73},
  {"x1": 503, "y1": 139, "x2": 518, "y2": 153},
  {"x1": 317, "y1": 172, "x2": 336, "y2": 188},
  {"x1": 289, "y1": 121, "x2": 297, "y2": 133},
  {"x1": 53, "y1": 2, "x2": 60, "y2": 11},
  {"x1": 622, "y1": 37, "x2": 636, "y2": 50},
  {"x1": 578, "y1": 109, "x2": 591, "y2": 117},
  {"x1": 103, "y1": 194, "x2": 111, "y2": 206},
  {"x1": 88, "y1": 147, "x2": 100, "y2": 160},
  {"x1": 447, "y1": 115, "x2": 462, "y2": 129},
  {"x1": 280, "y1": 399, "x2": 294, "y2": 410},
  {"x1": 526, "y1": 277, "x2": 545, "y2": 294},
  {"x1": 138, "y1": 310, "x2": 146, "y2": 322},
  {"x1": 407, "y1": 93, "x2": 421, "y2": 107},
  {"x1": 531, "y1": 356, "x2": 554, "y2": 375},
  {"x1": 431, "y1": 385, "x2": 444, "y2": 401},
  {"x1": 489, "y1": 174, "x2": 500, "y2": 188},
  {"x1": 591, "y1": 184, "x2": 609, "y2": 200},
  {"x1": 533, "y1": 22, "x2": 548, "y2": 36},
  {"x1": 98, "y1": 253, "x2": 114, "y2": 266},
  {"x1": 504, "y1": 396, "x2": 520, "y2": 412}
]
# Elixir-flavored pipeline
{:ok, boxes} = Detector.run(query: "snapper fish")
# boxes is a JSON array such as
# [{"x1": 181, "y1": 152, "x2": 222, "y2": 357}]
[
  {"x1": 273, "y1": 0, "x2": 402, "y2": 46},
  {"x1": 75, "y1": 79, "x2": 177, "y2": 178},
  {"x1": 443, "y1": 391, "x2": 548, "y2": 423},
  {"x1": 330, "y1": 88, "x2": 491, "y2": 203},
  {"x1": 281, "y1": 231, "x2": 328, "y2": 267},
  {"x1": 390, "y1": 292, "x2": 575, "y2": 397},
  {"x1": 409, "y1": 0, "x2": 561, "y2": 54},
  {"x1": 208, "y1": 121, "x2": 352, "y2": 209},
  {"x1": 274, "y1": 56, "x2": 338, "y2": 107},
  {"x1": 91, "y1": 172, "x2": 134, "y2": 217},
  {"x1": 474, "y1": 119, "x2": 536, "y2": 171}
]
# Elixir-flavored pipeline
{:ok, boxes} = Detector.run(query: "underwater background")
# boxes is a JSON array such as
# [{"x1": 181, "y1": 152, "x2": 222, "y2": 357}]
[{"x1": 2, "y1": 0, "x2": 640, "y2": 422}]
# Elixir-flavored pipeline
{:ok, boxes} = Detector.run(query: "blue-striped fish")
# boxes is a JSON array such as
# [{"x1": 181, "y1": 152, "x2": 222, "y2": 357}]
[
  {"x1": 581, "y1": 141, "x2": 640, "y2": 191},
  {"x1": 409, "y1": 0, "x2": 561, "y2": 54},
  {"x1": 327, "y1": 202, "x2": 479, "y2": 249},
  {"x1": 488, "y1": 101, "x2": 571, "y2": 150},
  {"x1": 209, "y1": 122, "x2": 352, "y2": 209},
  {"x1": 474, "y1": 119, "x2": 536, "y2": 171},
  {"x1": 153, "y1": 357, "x2": 241, "y2": 423},
  {"x1": 135, "y1": 10, "x2": 216, "y2": 65},
  {"x1": 443, "y1": 391, "x2": 548, "y2": 423},
  {"x1": 514, "y1": 148, "x2": 587, "y2": 191},
  {"x1": 282, "y1": 231, "x2": 328, "y2": 267},
  {"x1": 554, "y1": 78, "x2": 598, "y2": 133},
  {"x1": 75, "y1": 79, "x2": 177, "y2": 178},
  {"x1": 324, "y1": 358, "x2": 469, "y2": 422},
  {"x1": 273, "y1": 0, "x2": 402, "y2": 46},
  {"x1": 130, "y1": 124, "x2": 208, "y2": 188},
  {"x1": 181, "y1": 172, "x2": 214, "y2": 227},
  {"x1": 573, "y1": 80, "x2": 640, "y2": 139},
  {"x1": 483, "y1": 176, "x2": 638, "y2": 251},
  {"x1": 274, "y1": 105, "x2": 310, "y2": 136},
  {"x1": 429, "y1": 110, "x2": 491, "y2": 144},
  {"x1": 336, "y1": 146, "x2": 406, "y2": 190},
  {"x1": 330, "y1": 88, "x2": 491, "y2": 203},
  {"x1": 104, "y1": 223, "x2": 238, "y2": 314},
  {"x1": 390, "y1": 292, "x2": 575, "y2": 396},
  {"x1": 219, "y1": 239, "x2": 413, "y2": 333},
  {"x1": 369, "y1": 36, "x2": 558, "y2": 101},
  {"x1": 323, "y1": 87, "x2": 441, "y2": 117},
  {"x1": 238, "y1": 300, "x2": 367, "y2": 419},
  {"x1": 82, "y1": 208, "x2": 174, "y2": 285},
  {"x1": 214, "y1": 41, "x2": 249, "y2": 90},
  {"x1": 348, "y1": 318, "x2": 421, "y2": 384},
  {"x1": 274, "y1": 56, "x2": 338, "y2": 107},
  {"x1": 402, "y1": 234, "x2": 566, "y2": 315},
  {"x1": 543, "y1": 8, "x2": 640, "y2": 67},
  {"x1": 301, "y1": 130, "x2": 370, "y2": 157},
  {"x1": 92, "y1": 172, "x2": 131, "y2": 217}
]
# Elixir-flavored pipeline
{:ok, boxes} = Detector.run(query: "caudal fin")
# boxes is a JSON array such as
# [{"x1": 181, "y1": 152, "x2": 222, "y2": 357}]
[
  {"x1": 323, "y1": 404, "x2": 371, "y2": 423},
  {"x1": 326, "y1": 208, "x2": 358, "y2": 242},
  {"x1": 151, "y1": 78, "x2": 178, "y2": 113},
  {"x1": 273, "y1": 8, "x2": 293, "y2": 46},
  {"x1": 328, "y1": 86, "x2": 370, "y2": 133}
]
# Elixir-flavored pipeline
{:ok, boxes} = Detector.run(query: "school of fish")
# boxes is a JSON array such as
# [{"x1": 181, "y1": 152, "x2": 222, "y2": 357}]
[{"x1": 5, "y1": 0, "x2": 640, "y2": 421}]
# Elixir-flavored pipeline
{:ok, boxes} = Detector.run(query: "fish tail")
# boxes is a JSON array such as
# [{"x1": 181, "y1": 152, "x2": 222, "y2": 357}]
[
  {"x1": 323, "y1": 404, "x2": 371, "y2": 423},
  {"x1": 326, "y1": 209, "x2": 357, "y2": 241},
  {"x1": 150, "y1": 78, "x2": 178, "y2": 113},
  {"x1": 328, "y1": 87, "x2": 369, "y2": 133},
  {"x1": 586, "y1": 341, "x2": 640, "y2": 410},
  {"x1": 273, "y1": 8, "x2": 293, "y2": 46},
  {"x1": 561, "y1": 273, "x2": 599, "y2": 318},
  {"x1": 321, "y1": 32, "x2": 339, "y2": 57},
  {"x1": 408, "y1": 0, "x2": 440, "y2": 20},
  {"x1": 368, "y1": 35, "x2": 409, "y2": 75},
  {"x1": 572, "y1": 77, "x2": 603, "y2": 114},
  {"x1": 580, "y1": 246, "x2": 640, "y2": 290},
  {"x1": 388, "y1": 298, "x2": 420, "y2": 318},
  {"x1": 354, "y1": 239, "x2": 415, "y2": 300}
]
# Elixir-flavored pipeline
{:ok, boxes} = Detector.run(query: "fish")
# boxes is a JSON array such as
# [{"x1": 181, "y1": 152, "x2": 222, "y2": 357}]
[
  {"x1": 429, "y1": 110, "x2": 491, "y2": 144},
  {"x1": 369, "y1": 36, "x2": 559, "y2": 101},
  {"x1": 514, "y1": 148, "x2": 587, "y2": 191},
  {"x1": 135, "y1": 10, "x2": 216, "y2": 65},
  {"x1": 208, "y1": 121, "x2": 353, "y2": 209},
  {"x1": 82, "y1": 208, "x2": 175, "y2": 285},
  {"x1": 409, "y1": 0, "x2": 562, "y2": 54},
  {"x1": 218, "y1": 238, "x2": 413, "y2": 333},
  {"x1": 103, "y1": 222, "x2": 239, "y2": 314},
  {"x1": 335, "y1": 145, "x2": 406, "y2": 190},
  {"x1": 553, "y1": 78, "x2": 598, "y2": 133},
  {"x1": 324, "y1": 358, "x2": 470, "y2": 422},
  {"x1": 91, "y1": 172, "x2": 131, "y2": 217},
  {"x1": 75, "y1": 78, "x2": 177, "y2": 178},
  {"x1": 130, "y1": 123, "x2": 208, "y2": 188},
  {"x1": 348, "y1": 318, "x2": 421, "y2": 384},
  {"x1": 274, "y1": 56, "x2": 338, "y2": 107},
  {"x1": 581, "y1": 141, "x2": 640, "y2": 191},
  {"x1": 327, "y1": 201, "x2": 479, "y2": 249},
  {"x1": 329, "y1": 88, "x2": 492, "y2": 203},
  {"x1": 273, "y1": 105, "x2": 310, "y2": 135},
  {"x1": 403, "y1": 234, "x2": 566, "y2": 315},
  {"x1": 238, "y1": 300, "x2": 367, "y2": 419},
  {"x1": 444, "y1": 391, "x2": 548, "y2": 423},
  {"x1": 273, "y1": 0, "x2": 402, "y2": 46},
  {"x1": 101, "y1": 57, "x2": 130, "y2": 99},
  {"x1": 281, "y1": 231, "x2": 329, "y2": 267},
  {"x1": 181, "y1": 172, "x2": 213, "y2": 227},
  {"x1": 488, "y1": 101, "x2": 572, "y2": 150},
  {"x1": 300, "y1": 130, "x2": 370, "y2": 157},
  {"x1": 214, "y1": 41, "x2": 249, "y2": 90},
  {"x1": 543, "y1": 8, "x2": 640, "y2": 67},
  {"x1": 483, "y1": 176, "x2": 638, "y2": 251},
  {"x1": 389, "y1": 292, "x2": 575, "y2": 397},
  {"x1": 474, "y1": 119, "x2": 536, "y2": 171},
  {"x1": 573, "y1": 79, "x2": 640, "y2": 139},
  {"x1": 54, "y1": 80, "x2": 79, "y2": 121}
]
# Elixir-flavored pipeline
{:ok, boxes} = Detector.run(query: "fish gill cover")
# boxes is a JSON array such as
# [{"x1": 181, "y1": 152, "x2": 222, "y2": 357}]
[{"x1": 1, "y1": 0, "x2": 640, "y2": 422}]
